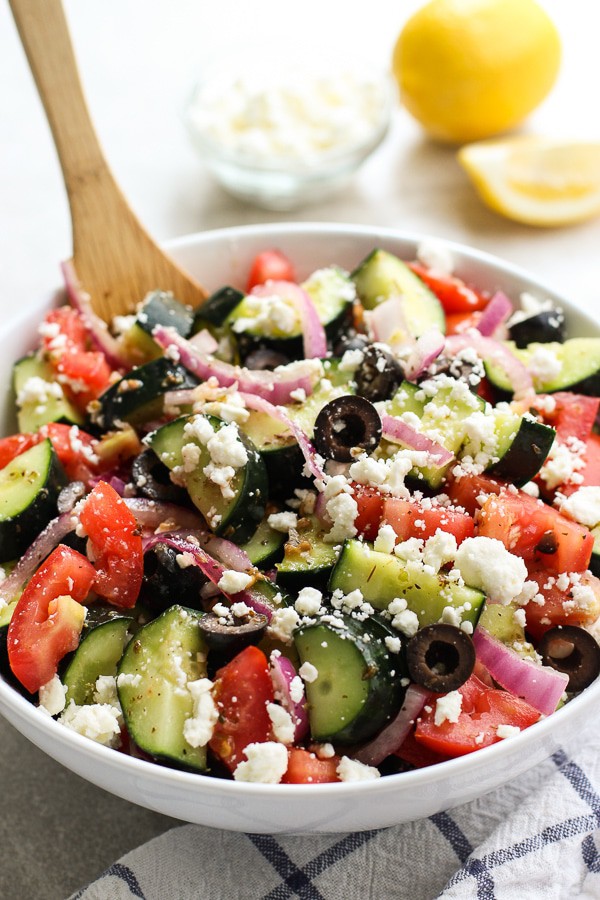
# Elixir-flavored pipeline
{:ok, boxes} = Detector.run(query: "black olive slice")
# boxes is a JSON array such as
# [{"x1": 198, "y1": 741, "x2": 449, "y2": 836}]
[
  {"x1": 508, "y1": 308, "x2": 566, "y2": 349},
  {"x1": 313, "y1": 395, "x2": 382, "y2": 462},
  {"x1": 407, "y1": 623, "x2": 476, "y2": 692},
  {"x1": 332, "y1": 333, "x2": 371, "y2": 358},
  {"x1": 244, "y1": 349, "x2": 291, "y2": 371},
  {"x1": 537, "y1": 625, "x2": 600, "y2": 692},
  {"x1": 199, "y1": 610, "x2": 268, "y2": 655},
  {"x1": 140, "y1": 542, "x2": 206, "y2": 613},
  {"x1": 354, "y1": 345, "x2": 405, "y2": 403},
  {"x1": 422, "y1": 355, "x2": 485, "y2": 390},
  {"x1": 132, "y1": 449, "x2": 187, "y2": 503}
]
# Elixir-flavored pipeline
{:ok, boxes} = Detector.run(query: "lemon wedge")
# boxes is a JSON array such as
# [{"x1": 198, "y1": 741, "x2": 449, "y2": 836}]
[{"x1": 458, "y1": 138, "x2": 600, "y2": 227}]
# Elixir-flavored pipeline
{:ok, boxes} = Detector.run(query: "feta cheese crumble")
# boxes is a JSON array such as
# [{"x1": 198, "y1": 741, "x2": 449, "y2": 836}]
[
  {"x1": 233, "y1": 741, "x2": 289, "y2": 784},
  {"x1": 454, "y1": 536, "x2": 528, "y2": 604}
]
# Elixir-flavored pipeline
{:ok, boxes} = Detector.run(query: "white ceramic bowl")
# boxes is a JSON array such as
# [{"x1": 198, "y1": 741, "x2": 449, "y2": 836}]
[{"x1": 0, "y1": 223, "x2": 598, "y2": 834}]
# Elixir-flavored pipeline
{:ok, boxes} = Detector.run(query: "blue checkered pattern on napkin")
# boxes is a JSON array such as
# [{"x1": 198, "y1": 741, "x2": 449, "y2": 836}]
[{"x1": 70, "y1": 740, "x2": 600, "y2": 900}]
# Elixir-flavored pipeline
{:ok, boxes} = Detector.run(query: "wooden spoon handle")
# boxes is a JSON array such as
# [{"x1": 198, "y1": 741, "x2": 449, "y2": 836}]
[{"x1": 9, "y1": 0, "x2": 110, "y2": 210}]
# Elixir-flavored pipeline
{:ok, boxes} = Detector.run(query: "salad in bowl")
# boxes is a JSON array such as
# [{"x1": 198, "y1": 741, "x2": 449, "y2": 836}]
[{"x1": 0, "y1": 224, "x2": 599, "y2": 831}]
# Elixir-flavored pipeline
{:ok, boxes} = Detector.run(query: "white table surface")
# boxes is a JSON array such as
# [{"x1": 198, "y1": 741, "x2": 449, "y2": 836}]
[{"x1": 1, "y1": 1, "x2": 600, "y2": 897}]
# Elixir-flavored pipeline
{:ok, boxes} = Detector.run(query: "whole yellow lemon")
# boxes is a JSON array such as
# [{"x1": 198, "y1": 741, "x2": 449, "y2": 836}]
[{"x1": 392, "y1": 0, "x2": 561, "y2": 143}]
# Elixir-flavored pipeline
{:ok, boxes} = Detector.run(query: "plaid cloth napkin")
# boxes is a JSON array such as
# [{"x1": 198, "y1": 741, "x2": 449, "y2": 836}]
[{"x1": 71, "y1": 738, "x2": 600, "y2": 900}]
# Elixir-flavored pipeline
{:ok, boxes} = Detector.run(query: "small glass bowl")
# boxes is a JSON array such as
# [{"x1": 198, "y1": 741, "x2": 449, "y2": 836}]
[{"x1": 183, "y1": 59, "x2": 393, "y2": 211}]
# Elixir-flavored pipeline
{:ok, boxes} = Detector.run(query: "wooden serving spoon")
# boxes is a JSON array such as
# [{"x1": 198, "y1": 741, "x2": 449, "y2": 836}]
[{"x1": 9, "y1": 0, "x2": 207, "y2": 322}]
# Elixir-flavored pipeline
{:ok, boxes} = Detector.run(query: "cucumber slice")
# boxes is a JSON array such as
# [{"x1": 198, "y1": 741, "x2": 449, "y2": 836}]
[
  {"x1": 240, "y1": 512, "x2": 286, "y2": 568},
  {"x1": 488, "y1": 410, "x2": 555, "y2": 486},
  {"x1": 351, "y1": 249, "x2": 445, "y2": 337},
  {"x1": 329, "y1": 540, "x2": 485, "y2": 628},
  {"x1": 63, "y1": 615, "x2": 133, "y2": 706},
  {"x1": 117, "y1": 605, "x2": 209, "y2": 770},
  {"x1": 276, "y1": 516, "x2": 340, "y2": 591},
  {"x1": 484, "y1": 339, "x2": 600, "y2": 396},
  {"x1": 13, "y1": 355, "x2": 83, "y2": 433},
  {"x1": 385, "y1": 379, "x2": 485, "y2": 488},
  {"x1": 294, "y1": 613, "x2": 405, "y2": 743},
  {"x1": 148, "y1": 414, "x2": 267, "y2": 543},
  {"x1": 193, "y1": 285, "x2": 245, "y2": 330},
  {"x1": 123, "y1": 291, "x2": 194, "y2": 362},
  {"x1": 227, "y1": 267, "x2": 354, "y2": 360},
  {"x1": 95, "y1": 357, "x2": 199, "y2": 431},
  {"x1": 0, "y1": 439, "x2": 66, "y2": 562}
]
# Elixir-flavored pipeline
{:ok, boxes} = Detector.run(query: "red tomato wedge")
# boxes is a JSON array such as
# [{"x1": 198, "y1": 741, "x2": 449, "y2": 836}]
[
  {"x1": 561, "y1": 433, "x2": 600, "y2": 498},
  {"x1": 408, "y1": 263, "x2": 488, "y2": 314},
  {"x1": 414, "y1": 674, "x2": 541, "y2": 757},
  {"x1": 535, "y1": 393, "x2": 600, "y2": 444},
  {"x1": 281, "y1": 749, "x2": 341, "y2": 784},
  {"x1": 0, "y1": 423, "x2": 98, "y2": 484},
  {"x1": 445, "y1": 472, "x2": 505, "y2": 517},
  {"x1": 41, "y1": 306, "x2": 112, "y2": 410},
  {"x1": 209, "y1": 646, "x2": 274, "y2": 773},
  {"x1": 395, "y1": 728, "x2": 452, "y2": 769},
  {"x1": 246, "y1": 250, "x2": 296, "y2": 292},
  {"x1": 7, "y1": 545, "x2": 96, "y2": 693},
  {"x1": 79, "y1": 481, "x2": 143, "y2": 608},
  {"x1": 353, "y1": 484, "x2": 385, "y2": 541},
  {"x1": 477, "y1": 490, "x2": 594, "y2": 574},
  {"x1": 383, "y1": 497, "x2": 475, "y2": 545},
  {"x1": 523, "y1": 565, "x2": 600, "y2": 641}
]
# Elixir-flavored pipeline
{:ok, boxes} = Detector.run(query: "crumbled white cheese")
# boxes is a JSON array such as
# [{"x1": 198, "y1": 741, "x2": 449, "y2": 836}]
[
  {"x1": 59, "y1": 701, "x2": 122, "y2": 746},
  {"x1": 384, "y1": 636, "x2": 402, "y2": 654},
  {"x1": 374, "y1": 523, "x2": 397, "y2": 555},
  {"x1": 233, "y1": 741, "x2": 289, "y2": 784},
  {"x1": 267, "y1": 606, "x2": 300, "y2": 644},
  {"x1": 176, "y1": 552, "x2": 196, "y2": 569},
  {"x1": 38, "y1": 675, "x2": 67, "y2": 717},
  {"x1": 528, "y1": 346, "x2": 562, "y2": 387},
  {"x1": 520, "y1": 481, "x2": 540, "y2": 498},
  {"x1": 337, "y1": 756, "x2": 381, "y2": 782},
  {"x1": 387, "y1": 598, "x2": 420, "y2": 637},
  {"x1": 496, "y1": 723, "x2": 521, "y2": 739},
  {"x1": 324, "y1": 491, "x2": 358, "y2": 544},
  {"x1": 299, "y1": 661, "x2": 319, "y2": 683},
  {"x1": 93, "y1": 675, "x2": 120, "y2": 707},
  {"x1": 16, "y1": 375, "x2": 64, "y2": 410},
  {"x1": 416, "y1": 240, "x2": 454, "y2": 276},
  {"x1": 267, "y1": 702, "x2": 296, "y2": 744},
  {"x1": 434, "y1": 690, "x2": 463, "y2": 726},
  {"x1": 559, "y1": 486, "x2": 600, "y2": 529},
  {"x1": 288, "y1": 676, "x2": 305, "y2": 705},
  {"x1": 454, "y1": 536, "x2": 528, "y2": 604},
  {"x1": 183, "y1": 678, "x2": 219, "y2": 748},
  {"x1": 294, "y1": 587, "x2": 323, "y2": 616},
  {"x1": 267, "y1": 511, "x2": 298, "y2": 533},
  {"x1": 218, "y1": 570, "x2": 253, "y2": 594},
  {"x1": 422, "y1": 530, "x2": 458, "y2": 573}
]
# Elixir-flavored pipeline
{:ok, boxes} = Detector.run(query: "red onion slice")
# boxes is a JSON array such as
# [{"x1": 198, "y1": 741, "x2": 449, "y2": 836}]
[
  {"x1": 251, "y1": 281, "x2": 327, "y2": 360},
  {"x1": 381, "y1": 414, "x2": 454, "y2": 467},
  {"x1": 123, "y1": 498, "x2": 206, "y2": 531},
  {"x1": 0, "y1": 512, "x2": 76, "y2": 606},
  {"x1": 61, "y1": 259, "x2": 130, "y2": 371},
  {"x1": 365, "y1": 296, "x2": 413, "y2": 347},
  {"x1": 240, "y1": 392, "x2": 326, "y2": 481},
  {"x1": 403, "y1": 328, "x2": 446, "y2": 381},
  {"x1": 445, "y1": 331, "x2": 533, "y2": 401},
  {"x1": 152, "y1": 325, "x2": 322, "y2": 405},
  {"x1": 270, "y1": 652, "x2": 309, "y2": 741},
  {"x1": 187, "y1": 329, "x2": 219, "y2": 355},
  {"x1": 142, "y1": 533, "x2": 276, "y2": 619},
  {"x1": 352, "y1": 684, "x2": 431, "y2": 767},
  {"x1": 473, "y1": 625, "x2": 568, "y2": 716},
  {"x1": 475, "y1": 291, "x2": 513, "y2": 339}
]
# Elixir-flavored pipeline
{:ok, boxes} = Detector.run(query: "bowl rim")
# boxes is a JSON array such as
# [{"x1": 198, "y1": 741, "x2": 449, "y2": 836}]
[{"x1": 0, "y1": 221, "x2": 597, "y2": 802}]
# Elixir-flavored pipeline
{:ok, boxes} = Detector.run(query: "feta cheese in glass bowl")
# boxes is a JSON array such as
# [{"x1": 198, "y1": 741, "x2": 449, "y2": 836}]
[{"x1": 183, "y1": 55, "x2": 393, "y2": 210}]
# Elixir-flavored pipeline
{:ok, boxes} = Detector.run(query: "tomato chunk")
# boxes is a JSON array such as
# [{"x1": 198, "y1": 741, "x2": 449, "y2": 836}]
[
  {"x1": 41, "y1": 306, "x2": 112, "y2": 410},
  {"x1": 478, "y1": 490, "x2": 593, "y2": 574},
  {"x1": 7, "y1": 545, "x2": 95, "y2": 693},
  {"x1": 536, "y1": 393, "x2": 600, "y2": 444},
  {"x1": 281, "y1": 749, "x2": 341, "y2": 784},
  {"x1": 414, "y1": 674, "x2": 541, "y2": 757},
  {"x1": 383, "y1": 497, "x2": 475, "y2": 545},
  {"x1": 445, "y1": 472, "x2": 505, "y2": 517},
  {"x1": 523, "y1": 565, "x2": 600, "y2": 641},
  {"x1": 561, "y1": 433, "x2": 600, "y2": 498},
  {"x1": 209, "y1": 646, "x2": 274, "y2": 772},
  {"x1": 0, "y1": 423, "x2": 99, "y2": 484},
  {"x1": 79, "y1": 481, "x2": 143, "y2": 608},
  {"x1": 408, "y1": 263, "x2": 488, "y2": 314},
  {"x1": 352, "y1": 484, "x2": 385, "y2": 541},
  {"x1": 246, "y1": 250, "x2": 296, "y2": 292}
]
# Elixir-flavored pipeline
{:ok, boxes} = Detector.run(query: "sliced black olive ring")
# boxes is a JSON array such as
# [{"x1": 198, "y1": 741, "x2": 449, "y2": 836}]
[
  {"x1": 199, "y1": 610, "x2": 268, "y2": 655},
  {"x1": 537, "y1": 625, "x2": 600, "y2": 692},
  {"x1": 132, "y1": 449, "x2": 188, "y2": 503},
  {"x1": 313, "y1": 395, "x2": 382, "y2": 462},
  {"x1": 140, "y1": 542, "x2": 206, "y2": 613},
  {"x1": 244, "y1": 348, "x2": 291, "y2": 371},
  {"x1": 407, "y1": 623, "x2": 476, "y2": 692},
  {"x1": 354, "y1": 345, "x2": 404, "y2": 403}
]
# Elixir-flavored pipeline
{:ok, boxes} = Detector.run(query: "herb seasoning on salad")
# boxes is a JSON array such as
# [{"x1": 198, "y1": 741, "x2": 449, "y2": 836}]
[{"x1": 2, "y1": 242, "x2": 600, "y2": 784}]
